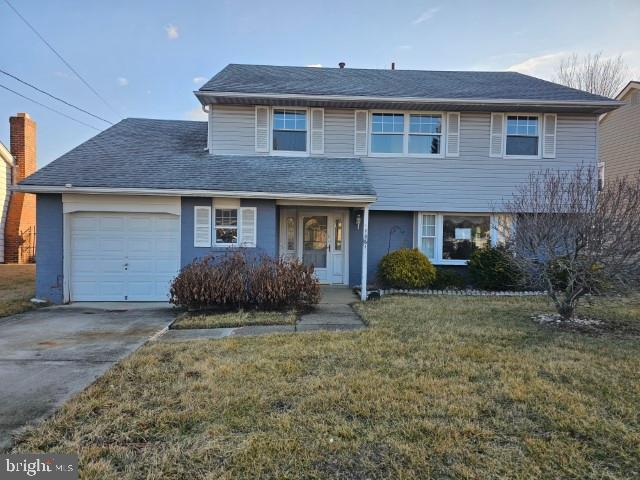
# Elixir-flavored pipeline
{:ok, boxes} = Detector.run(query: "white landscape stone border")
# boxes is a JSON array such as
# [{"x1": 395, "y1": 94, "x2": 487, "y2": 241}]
[{"x1": 378, "y1": 288, "x2": 547, "y2": 297}]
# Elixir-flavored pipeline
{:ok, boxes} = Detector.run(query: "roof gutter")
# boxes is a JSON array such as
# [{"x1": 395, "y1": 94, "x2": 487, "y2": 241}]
[
  {"x1": 194, "y1": 90, "x2": 623, "y2": 110},
  {"x1": 12, "y1": 184, "x2": 377, "y2": 204}
]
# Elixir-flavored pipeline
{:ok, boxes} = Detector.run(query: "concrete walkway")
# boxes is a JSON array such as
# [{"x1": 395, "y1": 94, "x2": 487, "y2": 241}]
[{"x1": 160, "y1": 286, "x2": 364, "y2": 342}]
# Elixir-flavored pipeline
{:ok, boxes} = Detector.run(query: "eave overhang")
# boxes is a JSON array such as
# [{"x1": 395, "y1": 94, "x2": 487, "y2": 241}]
[
  {"x1": 12, "y1": 184, "x2": 377, "y2": 205},
  {"x1": 195, "y1": 91, "x2": 623, "y2": 115}
]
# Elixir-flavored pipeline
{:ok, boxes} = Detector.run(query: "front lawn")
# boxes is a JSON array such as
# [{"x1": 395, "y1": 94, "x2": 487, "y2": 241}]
[
  {"x1": 0, "y1": 264, "x2": 35, "y2": 318},
  {"x1": 171, "y1": 310, "x2": 297, "y2": 329},
  {"x1": 14, "y1": 295, "x2": 640, "y2": 478}
]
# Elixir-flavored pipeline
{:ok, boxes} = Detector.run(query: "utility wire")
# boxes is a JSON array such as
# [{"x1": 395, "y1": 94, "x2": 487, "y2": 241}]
[
  {"x1": 0, "y1": 69, "x2": 114, "y2": 125},
  {"x1": 4, "y1": 0, "x2": 119, "y2": 116},
  {"x1": 0, "y1": 83, "x2": 102, "y2": 131}
]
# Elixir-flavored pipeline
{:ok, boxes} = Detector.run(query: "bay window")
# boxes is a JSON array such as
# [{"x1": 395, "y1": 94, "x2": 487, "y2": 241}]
[{"x1": 417, "y1": 213, "x2": 492, "y2": 263}]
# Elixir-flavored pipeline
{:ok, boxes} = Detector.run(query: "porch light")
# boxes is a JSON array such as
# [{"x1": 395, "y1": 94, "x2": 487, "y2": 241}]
[{"x1": 356, "y1": 213, "x2": 362, "y2": 230}]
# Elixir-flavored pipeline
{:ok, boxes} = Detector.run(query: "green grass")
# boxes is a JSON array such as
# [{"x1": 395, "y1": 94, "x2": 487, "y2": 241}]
[
  {"x1": 0, "y1": 264, "x2": 35, "y2": 318},
  {"x1": 171, "y1": 310, "x2": 297, "y2": 329},
  {"x1": 13, "y1": 295, "x2": 640, "y2": 479}
]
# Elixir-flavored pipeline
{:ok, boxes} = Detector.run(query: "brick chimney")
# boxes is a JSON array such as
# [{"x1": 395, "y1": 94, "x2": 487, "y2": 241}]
[{"x1": 4, "y1": 113, "x2": 37, "y2": 263}]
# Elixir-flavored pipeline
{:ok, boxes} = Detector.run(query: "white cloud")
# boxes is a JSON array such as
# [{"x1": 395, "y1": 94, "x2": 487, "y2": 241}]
[
  {"x1": 185, "y1": 107, "x2": 207, "y2": 121},
  {"x1": 165, "y1": 24, "x2": 179, "y2": 40},
  {"x1": 306, "y1": 64, "x2": 322, "y2": 68},
  {"x1": 506, "y1": 52, "x2": 566, "y2": 80},
  {"x1": 193, "y1": 76, "x2": 207, "y2": 84},
  {"x1": 412, "y1": 7, "x2": 440, "y2": 25},
  {"x1": 116, "y1": 77, "x2": 129, "y2": 87}
]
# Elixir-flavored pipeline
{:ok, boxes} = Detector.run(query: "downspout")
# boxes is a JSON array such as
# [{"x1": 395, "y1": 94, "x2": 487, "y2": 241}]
[{"x1": 360, "y1": 205, "x2": 369, "y2": 301}]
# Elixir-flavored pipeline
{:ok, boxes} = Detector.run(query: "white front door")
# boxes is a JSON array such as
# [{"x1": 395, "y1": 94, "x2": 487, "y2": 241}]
[
  {"x1": 297, "y1": 211, "x2": 346, "y2": 284},
  {"x1": 70, "y1": 212, "x2": 180, "y2": 301}
]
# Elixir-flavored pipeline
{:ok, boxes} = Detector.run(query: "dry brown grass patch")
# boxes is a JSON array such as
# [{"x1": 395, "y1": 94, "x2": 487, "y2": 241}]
[
  {"x1": 171, "y1": 310, "x2": 297, "y2": 329},
  {"x1": 0, "y1": 264, "x2": 35, "y2": 318},
  {"x1": 13, "y1": 295, "x2": 640, "y2": 478}
]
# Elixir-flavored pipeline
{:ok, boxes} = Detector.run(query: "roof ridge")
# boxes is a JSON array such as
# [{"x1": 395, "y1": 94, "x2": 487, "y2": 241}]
[{"x1": 226, "y1": 63, "x2": 515, "y2": 74}]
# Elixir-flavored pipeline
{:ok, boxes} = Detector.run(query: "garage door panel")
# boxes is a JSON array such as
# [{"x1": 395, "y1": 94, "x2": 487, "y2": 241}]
[{"x1": 70, "y1": 212, "x2": 179, "y2": 302}]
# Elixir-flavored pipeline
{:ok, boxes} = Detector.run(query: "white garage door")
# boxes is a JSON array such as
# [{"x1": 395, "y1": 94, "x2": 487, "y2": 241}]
[{"x1": 70, "y1": 212, "x2": 180, "y2": 301}]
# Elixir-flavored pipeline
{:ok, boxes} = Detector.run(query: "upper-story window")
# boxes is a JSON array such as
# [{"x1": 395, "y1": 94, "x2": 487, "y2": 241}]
[
  {"x1": 506, "y1": 115, "x2": 539, "y2": 157},
  {"x1": 273, "y1": 109, "x2": 307, "y2": 152},
  {"x1": 370, "y1": 113, "x2": 405, "y2": 154},
  {"x1": 409, "y1": 114, "x2": 442, "y2": 154},
  {"x1": 370, "y1": 112, "x2": 443, "y2": 156}
]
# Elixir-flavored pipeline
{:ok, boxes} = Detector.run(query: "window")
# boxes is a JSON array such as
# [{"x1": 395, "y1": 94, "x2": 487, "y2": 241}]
[
  {"x1": 442, "y1": 215, "x2": 490, "y2": 260},
  {"x1": 506, "y1": 115, "x2": 539, "y2": 156},
  {"x1": 371, "y1": 113, "x2": 404, "y2": 153},
  {"x1": 215, "y1": 208, "x2": 238, "y2": 245},
  {"x1": 286, "y1": 216, "x2": 296, "y2": 251},
  {"x1": 417, "y1": 213, "x2": 492, "y2": 263},
  {"x1": 409, "y1": 114, "x2": 442, "y2": 154},
  {"x1": 598, "y1": 163, "x2": 605, "y2": 192},
  {"x1": 419, "y1": 214, "x2": 436, "y2": 259},
  {"x1": 334, "y1": 218, "x2": 343, "y2": 251},
  {"x1": 273, "y1": 109, "x2": 307, "y2": 152}
]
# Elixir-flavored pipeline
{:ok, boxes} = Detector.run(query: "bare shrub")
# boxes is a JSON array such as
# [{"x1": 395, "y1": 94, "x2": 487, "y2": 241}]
[
  {"x1": 495, "y1": 165, "x2": 640, "y2": 320},
  {"x1": 170, "y1": 251, "x2": 320, "y2": 311}
]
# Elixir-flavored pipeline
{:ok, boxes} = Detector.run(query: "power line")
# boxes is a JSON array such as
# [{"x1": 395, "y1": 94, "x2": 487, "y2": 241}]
[
  {"x1": 3, "y1": 0, "x2": 119, "y2": 116},
  {"x1": 0, "y1": 83, "x2": 102, "y2": 131},
  {"x1": 0, "y1": 69, "x2": 114, "y2": 125}
]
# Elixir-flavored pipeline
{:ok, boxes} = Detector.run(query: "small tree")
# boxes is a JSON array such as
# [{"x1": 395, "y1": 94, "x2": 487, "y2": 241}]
[
  {"x1": 495, "y1": 166, "x2": 640, "y2": 320},
  {"x1": 554, "y1": 52, "x2": 628, "y2": 98}
]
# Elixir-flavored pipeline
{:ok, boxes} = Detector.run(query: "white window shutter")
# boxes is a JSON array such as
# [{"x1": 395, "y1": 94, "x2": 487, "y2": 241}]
[
  {"x1": 310, "y1": 108, "x2": 324, "y2": 154},
  {"x1": 255, "y1": 106, "x2": 270, "y2": 153},
  {"x1": 354, "y1": 110, "x2": 368, "y2": 156},
  {"x1": 446, "y1": 112, "x2": 460, "y2": 157},
  {"x1": 239, "y1": 207, "x2": 257, "y2": 248},
  {"x1": 490, "y1": 113, "x2": 504, "y2": 158},
  {"x1": 543, "y1": 113, "x2": 557, "y2": 158},
  {"x1": 194, "y1": 206, "x2": 211, "y2": 247}
]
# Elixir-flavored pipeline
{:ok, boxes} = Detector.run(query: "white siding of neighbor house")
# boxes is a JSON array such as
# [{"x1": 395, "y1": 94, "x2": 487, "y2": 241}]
[
  {"x1": 207, "y1": 105, "x2": 598, "y2": 212},
  {"x1": 599, "y1": 89, "x2": 640, "y2": 181},
  {"x1": 0, "y1": 157, "x2": 12, "y2": 263}
]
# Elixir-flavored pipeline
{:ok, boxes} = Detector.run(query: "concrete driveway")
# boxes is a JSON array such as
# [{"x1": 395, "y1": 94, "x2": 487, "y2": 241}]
[{"x1": 0, "y1": 303, "x2": 174, "y2": 450}]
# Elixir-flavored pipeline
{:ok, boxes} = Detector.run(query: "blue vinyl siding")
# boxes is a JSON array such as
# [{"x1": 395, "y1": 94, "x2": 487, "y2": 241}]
[
  {"x1": 349, "y1": 210, "x2": 414, "y2": 286},
  {"x1": 180, "y1": 197, "x2": 277, "y2": 267},
  {"x1": 35, "y1": 194, "x2": 64, "y2": 303}
]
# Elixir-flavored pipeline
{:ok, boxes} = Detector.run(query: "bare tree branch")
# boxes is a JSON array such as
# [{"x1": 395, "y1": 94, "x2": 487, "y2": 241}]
[
  {"x1": 554, "y1": 52, "x2": 629, "y2": 98},
  {"x1": 495, "y1": 166, "x2": 640, "y2": 319}
]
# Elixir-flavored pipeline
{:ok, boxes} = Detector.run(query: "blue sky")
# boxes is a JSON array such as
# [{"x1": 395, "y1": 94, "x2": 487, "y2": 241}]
[{"x1": 1, "y1": 0, "x2": 639, "y2": 167}]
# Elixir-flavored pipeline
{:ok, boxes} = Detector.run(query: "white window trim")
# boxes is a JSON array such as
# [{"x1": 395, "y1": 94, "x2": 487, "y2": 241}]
[
  {"x1": 368, "y1": 110, "x2": 446, "y2": 158},
  {"x1": 270, "y1": 106, "x2": 310, "y2": 156},
  {"x1": 503, "y1": 113, "x2": 542, "y2": 159},
  {"x1": 214, "y1": 207, "x2": 239, "y2": 247},
  {"x1": 415, "y1": 212, "x2": 493, "y2": 265}
]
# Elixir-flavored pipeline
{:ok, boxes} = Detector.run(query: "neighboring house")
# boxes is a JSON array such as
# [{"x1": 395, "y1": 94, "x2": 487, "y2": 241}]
[
  {"x1": 0, "y1": 141, "x2": 14, "y2": 263},
  {"x1": 16, "y1": 64, "x2": 621, "y2": 303},
  {"x1": 599, "y1": 81, "x2": 640, "y2": 182},
  {"x1": 2, "y1": 113, "x2": 37, "y2": 264}
]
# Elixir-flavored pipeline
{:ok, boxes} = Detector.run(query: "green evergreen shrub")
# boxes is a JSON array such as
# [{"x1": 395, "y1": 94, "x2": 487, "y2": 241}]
[
  {"x1": 432, "y1": 268, "x2": 467, "y2": 290},
  {"x1": 468, "y1": 246, "x2": 521, "y2": 291},
  {"x1": 378, "y1": 248, "x2": 436, "y2": 289}
]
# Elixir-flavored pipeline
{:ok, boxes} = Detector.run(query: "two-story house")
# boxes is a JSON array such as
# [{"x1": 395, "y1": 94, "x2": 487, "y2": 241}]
[
  {"x1": 17, "y1": 64, "x2": 621, "y2": 303},
  {"x1": 599, "y1": 80, "x2": 640, "y2": 183}
]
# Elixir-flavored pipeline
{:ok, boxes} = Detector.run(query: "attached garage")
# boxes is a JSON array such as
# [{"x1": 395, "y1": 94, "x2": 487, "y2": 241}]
[{"x1": 63, "y1": 195, "x2": 181, "y2": 302}]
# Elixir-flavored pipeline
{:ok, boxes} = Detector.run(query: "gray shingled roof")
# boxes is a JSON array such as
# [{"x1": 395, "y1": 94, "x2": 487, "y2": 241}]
[
  {"x1": 199, "y1": 64, "x2": 616, "y2": 103},
  {"x1": 20, "y1": 118, "x2": 375, "y2": 197}
]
